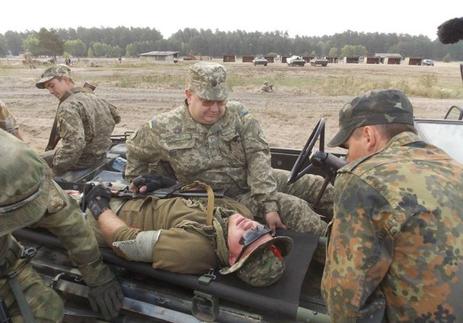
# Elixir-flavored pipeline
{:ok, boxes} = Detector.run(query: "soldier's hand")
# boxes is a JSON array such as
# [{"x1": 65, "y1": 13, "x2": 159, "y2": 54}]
[
  {"x1": 130, "y1": 174, "x2": 177, "y2": 194},
  {"x1": 81, "y1": 184, "x2": 111, "y2": 219},
  {"x1": 265, "y1": 211, "x2": 287, "y2": 234},
  {"x1": 88, "y1": 278, "x2": 124, "y2": 320}
]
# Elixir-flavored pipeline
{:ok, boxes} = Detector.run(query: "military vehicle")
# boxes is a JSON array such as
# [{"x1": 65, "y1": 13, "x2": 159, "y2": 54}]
[
  {"x1": 14, "y1": 107, "x2": 463, "y2": 322},
  {"x1": 310, "y1": 58, "x2": 328, "y2": 67},
  {"x1": 253, "y1": 56, "x2": 269, "y2": 66},
  {"x1": 287, "y1": 55, "x2": 306, "y2": 67}
]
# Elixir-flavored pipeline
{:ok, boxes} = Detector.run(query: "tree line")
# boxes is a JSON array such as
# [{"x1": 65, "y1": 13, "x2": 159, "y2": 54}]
[{"x1": 0, "y1": 27, "x2": 462, "y2": 61}]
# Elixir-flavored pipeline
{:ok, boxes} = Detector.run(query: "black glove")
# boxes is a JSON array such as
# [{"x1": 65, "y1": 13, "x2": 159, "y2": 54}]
[
  {"x1": 131, "y1": 174, "x2": 177, "y2": 193},
  {"x1": 88, "y1": 278, "x2": 124, "y2": 320},
  {"x1": 80, "y1": 184, "x2": 111, "y2": 219}
]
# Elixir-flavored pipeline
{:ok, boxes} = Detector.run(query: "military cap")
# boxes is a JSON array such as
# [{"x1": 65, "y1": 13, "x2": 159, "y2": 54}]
[
  {"x1": 36, "y1": 64, "x2": 72, "y2": 89},
  {"x1": 0, "y1": 130, "x2": 50, "y2": 236},
  {"x1": 328, "y1": 89, "x2": 414, "y2": 148},
  {"x1": 187, "y1": 62, "x2": 228, "y2": 101},
  {"x1": 214, "y1": 216, "x2": 293, "y2": 287}
]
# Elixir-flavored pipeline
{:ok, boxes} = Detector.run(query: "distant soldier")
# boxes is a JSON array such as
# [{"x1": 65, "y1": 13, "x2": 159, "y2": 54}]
[
  {"x1": 260, "y1": 81, "x2": 273, "y2": 93},
  {"x1": 126, "y1": 62, "x2": 332, "y2": 238},
  {"x1": 322, "y1": 89, "x2": 463, "y2": 322},
  {"x1": 36, "y1": 65, "x2": 121, "y2": 176},
  {"x1": 0, "y1": 131, "x2": 123, "y2": 321},
  {"x1": 0, "y1": 100, "x2": 23, "y2": 140}
]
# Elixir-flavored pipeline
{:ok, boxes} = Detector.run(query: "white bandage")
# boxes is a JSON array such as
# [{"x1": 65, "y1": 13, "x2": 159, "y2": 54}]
[{"x1": 112, "y1": 230, "x2": 161, "y2": 262}]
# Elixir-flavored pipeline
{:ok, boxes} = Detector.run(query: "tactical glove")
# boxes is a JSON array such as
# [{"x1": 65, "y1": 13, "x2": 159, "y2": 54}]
[
  {"x1": 88, "y1": 278, "x2": 124, "y2": 321},
  {"x1": 80, "y1": 184, "x2": 111, "y2": 219},
  {"x1": 131, "y1": 174, "x2": 177, "y2": 193}
]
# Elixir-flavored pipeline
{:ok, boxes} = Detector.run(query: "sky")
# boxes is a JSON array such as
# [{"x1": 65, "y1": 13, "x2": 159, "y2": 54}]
[{"x1": 2, "y1": 0, "x2": 462, "y2": 40}]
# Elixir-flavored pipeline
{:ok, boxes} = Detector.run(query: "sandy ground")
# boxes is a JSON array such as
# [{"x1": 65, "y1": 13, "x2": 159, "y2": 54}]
[{"x1": 1, "y1": 59, "x2": 462, "y2": 153}]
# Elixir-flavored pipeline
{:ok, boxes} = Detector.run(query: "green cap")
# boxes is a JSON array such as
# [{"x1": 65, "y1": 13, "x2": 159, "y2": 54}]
[
  {"x1": 220, "y1": 234, "x2": 293, "y2": 287},
  {"x1": 36, "y1": 64, "x2": 72, "y2": 89},
  {"x1": 187, "y1": 62, "x2": 228, "y2": 101},
  {"x1": 0, "y1": 130, "x2": 50, "y2": 236},
  {"x1": 328, "y1": 89, "x2": 414, "y2": 148}
]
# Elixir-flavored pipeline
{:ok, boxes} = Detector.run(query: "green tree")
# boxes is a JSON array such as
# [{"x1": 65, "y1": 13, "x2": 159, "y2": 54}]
[
  {"x1": 328, "y1": 47, "x2": 338, "y2": 57},
  {"x1": 442, "y1": 53, "x2": 453, "y2": 62},
  {"x1": 37, "y1": 28, "x2": 64, "y2": 57},
  {"x1": 125, "y1": 43, "x2": 137, "y2": 57},
  {"x1": 23, "y1": 34, "x2": 41, "y2": 56},
  {"x1": 63, "y1": 39, "x2": 87, "y2": 57},
  {"x1": 340, "y1": 45, "x2": 354, "y2": 57},
  {"x1": 5, "y1": 31, "x2": 23, "y2": 55},
  {"x1": 353, "y1": 45, "x2": 367, "y2": 56},
  {"x1": 0, "y1": 35, "x2": 8, "y2": 56},
  {"x1": 87, "y1": 47, "x2": 94, "y2": 57}
]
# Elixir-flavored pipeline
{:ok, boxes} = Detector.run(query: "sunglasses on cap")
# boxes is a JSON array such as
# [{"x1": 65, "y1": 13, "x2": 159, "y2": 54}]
[{"x1": 236, "y1": 224, "x2": 272, "y2": 261}]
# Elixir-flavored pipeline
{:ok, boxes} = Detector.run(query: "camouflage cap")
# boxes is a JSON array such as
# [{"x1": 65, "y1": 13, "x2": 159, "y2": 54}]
[
  {"x1": 328, "y1": 89, "x2": 414, "y2": 148},
  {"x1": 36, "y1": 64, "x2": 72, "y2": 89},
  {"x1": 220, "y1": 235, "x2": 293, "y2": 287},
  {"x1": 187, "y1": 62, "x2": 228, "y2": 101},
  {"x1": 0, "y1": 130, "x2": 50, "y2": 236}
]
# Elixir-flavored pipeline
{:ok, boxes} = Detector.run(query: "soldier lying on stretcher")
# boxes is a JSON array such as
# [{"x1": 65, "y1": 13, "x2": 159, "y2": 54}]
[{"x1": 80, "y1": 180, "x2": 293, "y2": 287}]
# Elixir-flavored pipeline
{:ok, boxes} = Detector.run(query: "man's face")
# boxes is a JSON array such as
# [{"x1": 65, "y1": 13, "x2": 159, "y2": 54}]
[
  {"x1": 185, "y1": 90, "x2": 226, "y2": 125},
  {"x1": 44, "y1": 77, "x2": 73, "y2": 99},
  {"x1": 227, "y1": 213, "x2": 273, "y2": 265}
]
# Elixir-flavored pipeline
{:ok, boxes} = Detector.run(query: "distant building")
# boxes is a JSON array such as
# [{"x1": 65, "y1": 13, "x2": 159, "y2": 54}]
[
  {"x1": 343, "y1": 57, "x2": 360, "y2": 64},
  {"x1": 405, "y1": 57, "x2": 423, "y2": 65},
  {"x1": 364, "y1": 57, "x2": 381, "y2": 64},
  {"x1": 139, "y1": 51, "x2": 179, "y2": 62},
  {"x1": 223, "y1": 55, "x2": 236, "y2": 62},
  {"x1": 375, "y1": 53, "x2": 402, "y2": 64}
]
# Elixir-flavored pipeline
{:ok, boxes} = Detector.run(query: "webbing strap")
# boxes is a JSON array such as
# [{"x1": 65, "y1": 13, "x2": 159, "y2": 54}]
[
  {"x1": 7, "y1": 276, "x2": 36, "y2": 323},
  {"x1": 181, "y1": 181, "x2": 215, "y2": 225}
]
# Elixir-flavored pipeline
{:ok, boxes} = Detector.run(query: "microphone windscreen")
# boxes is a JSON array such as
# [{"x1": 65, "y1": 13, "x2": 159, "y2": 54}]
[{"x1": 437, "y1": 17, "x2": 463, "y2": 44}]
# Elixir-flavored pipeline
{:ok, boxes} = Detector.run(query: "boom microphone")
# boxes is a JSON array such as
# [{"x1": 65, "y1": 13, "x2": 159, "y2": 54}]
[{"x1": 437, "y1": 17, "x2": 463, "y2": 44}]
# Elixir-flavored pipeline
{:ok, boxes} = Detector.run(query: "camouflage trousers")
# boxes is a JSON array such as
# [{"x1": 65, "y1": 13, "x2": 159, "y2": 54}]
[
  {"x1": 0, "y1": 261, "x2": 63, "y2": 323},
  {"x1": 236, "y1": 169, "x2": 333, "y2": 236}
]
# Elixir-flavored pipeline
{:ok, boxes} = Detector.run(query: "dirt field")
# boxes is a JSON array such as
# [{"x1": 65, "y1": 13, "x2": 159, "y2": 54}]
[{"x1": 1, "y1": 58, "x2": 462, "y2": 153}]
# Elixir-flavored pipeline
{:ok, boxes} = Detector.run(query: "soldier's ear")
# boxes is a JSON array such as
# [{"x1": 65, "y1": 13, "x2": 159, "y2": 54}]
[{"x1": 185, "y1": 89, "x2": 193, "y2": 102}]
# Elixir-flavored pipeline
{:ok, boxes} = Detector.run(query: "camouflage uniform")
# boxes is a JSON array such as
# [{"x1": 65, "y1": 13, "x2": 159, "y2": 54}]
[
  {"x1": 126, "y1": 62, "x2": 330, "y2": 236},
  {"x1": 52, "y1": 88, "x2": 120, "y2": 174},
  {"x1": 322, "y1": 89, "x2": 463, "y2": 322},
  {"x1": 0, "y1": 130, "x2": 122, "y2": 321},
  {"x1": 88, "y1": 195, "x2": 292, "y2": 287},
  {"x1": 36, "y1": 65, "x2": 121, "y2": 175},
  {"x1": 0, "y1": 100, "x2": 19, "y2": 136}
]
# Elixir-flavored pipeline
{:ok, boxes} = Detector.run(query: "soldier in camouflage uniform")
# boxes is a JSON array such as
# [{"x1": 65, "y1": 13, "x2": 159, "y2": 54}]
[
  {"x1": 0, "y1": 130, "x2": 123, "y2": 322},
  {"x1": 322, "y1": 89, "x2": 463, "y2": 322},
  {"x1": 126, "y1": 62, "x2": 332, "y2": 236},
  {"x1": 0, "y1": 100, "x2": 23, "y2": 140},
  {"x1": 81, "y1": 184, "x2": 292, "y2": 287},
  {"x1": 36, "y1": 65, "x2": 121, "y2": 175}
]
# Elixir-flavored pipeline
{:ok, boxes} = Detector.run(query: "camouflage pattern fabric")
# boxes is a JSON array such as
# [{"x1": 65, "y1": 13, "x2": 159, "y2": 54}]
[
  {"x1": 53, "y1": 87, "x2": 120, "y2": 175},
  {"x1": 0, "y1": 132, "x2": 117, "y2": 320},
  {"x1": 0, "y1": 101, "x2": 19, "y2": 135},
  {"x1": 35, "y1": 64, "x2": 71, "y2": 89},
  {"x1": 126, "y1": 102, "x2": 329, "y2": 234},
  {"x1": 322, "y1": 131, "x2": 463, "y2": 322},
  {"x1": 0, "y1": 236, "x2": 63, "y2": 323},
  {"x1": 328, "y1": 89, "x2": 414, "y2": 148},
  {"x1": 187, "y1": 62, "x2": 228, "y2": 101}
]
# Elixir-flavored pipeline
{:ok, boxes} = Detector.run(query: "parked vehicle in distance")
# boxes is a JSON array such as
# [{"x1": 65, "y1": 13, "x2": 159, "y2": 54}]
[
  {"x1": 422, "y1": 59, "x2": 434, "y2": 66},
  {"x1": 310, "y1": 58, "x2": 328, "y2": 67},
  {"x1": 253, "y1": 56, "x2": 268, "y2": 66},
  {"x1": 287, "y1": 55, "x2": 305, "y2": 67}
]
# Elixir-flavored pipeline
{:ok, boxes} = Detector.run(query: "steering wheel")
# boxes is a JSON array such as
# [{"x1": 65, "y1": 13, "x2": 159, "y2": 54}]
[{"x1": 288, "y1": 118, "x2": 325, "y2": 184}]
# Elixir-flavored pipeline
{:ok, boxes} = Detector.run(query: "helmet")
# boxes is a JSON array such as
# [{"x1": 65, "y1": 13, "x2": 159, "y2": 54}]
[{"x1": 0, "y1": 130, "x2": 50, "y2": 236}]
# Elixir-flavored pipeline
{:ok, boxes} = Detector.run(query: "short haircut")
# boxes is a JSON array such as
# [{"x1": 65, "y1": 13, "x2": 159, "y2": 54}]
[{"x1": 352, "y1": 123, "x2": 417, "y2": 141}]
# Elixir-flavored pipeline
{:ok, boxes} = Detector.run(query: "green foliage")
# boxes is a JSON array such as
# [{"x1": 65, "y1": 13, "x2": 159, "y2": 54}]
[
  {"x1": 442, "y1": 53, "x2": 452, "y2": 62},
  {"x1": 37, "y1": 28, "x2": 63, "y2": 57},
  {"x1": 5, "y1": 31, "x2": 23, "y2": 55},
  {"x1": 328, "y1": 47, "x2": 338, "y2": 57},
  {"x1": 64, "y1": 39, "x2": 87, "y2": 57},
  {"x1": 0, "y1": 35, "x2": 7, "y2": 57},
  {"x1": 22, "y1": 34, "x2": 41, "y2": 56}
]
